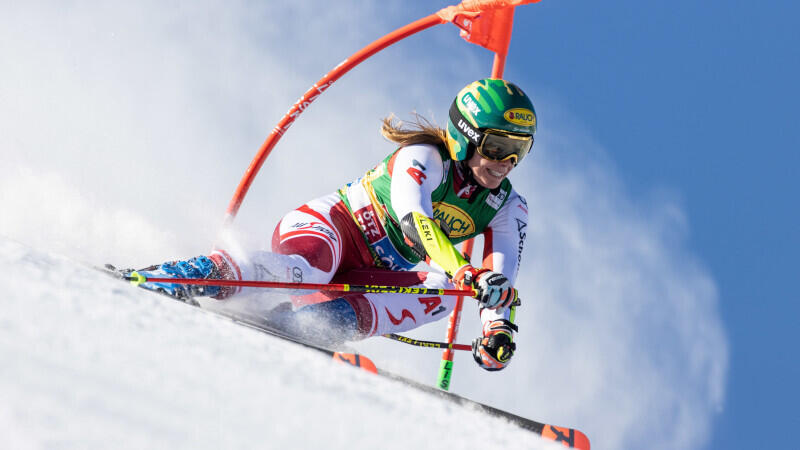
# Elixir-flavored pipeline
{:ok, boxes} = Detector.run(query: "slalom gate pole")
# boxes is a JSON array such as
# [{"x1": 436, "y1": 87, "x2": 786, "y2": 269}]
[
  {"x1": 490, "y1": 7, "x2": 515, "y2": 78},
  {"x1": 223, "y1": 13, "x2": 443, "y2": 224},
  {"x1": 437, "y1": 238, "x2": 475, "y2": 390}
]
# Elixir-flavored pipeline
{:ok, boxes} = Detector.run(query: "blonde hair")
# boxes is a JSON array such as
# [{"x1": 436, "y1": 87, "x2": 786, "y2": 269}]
[{"x1": 380, "y1": 113, "x2": 449, "y2": 150}]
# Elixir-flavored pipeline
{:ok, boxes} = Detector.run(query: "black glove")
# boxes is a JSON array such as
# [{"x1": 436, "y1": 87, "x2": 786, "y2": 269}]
[{"x1": 472, "y1": 319, "x2": 518, "y2": 371}]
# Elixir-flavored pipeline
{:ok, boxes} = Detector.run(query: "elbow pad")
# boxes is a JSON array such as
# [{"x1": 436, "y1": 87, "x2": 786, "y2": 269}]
[
  {"x1": 400, "y1": 211, "x2": 469, "y2": 276},
  {"x1": 400, "y1": 212, "x2": 428, "y2": 261}
]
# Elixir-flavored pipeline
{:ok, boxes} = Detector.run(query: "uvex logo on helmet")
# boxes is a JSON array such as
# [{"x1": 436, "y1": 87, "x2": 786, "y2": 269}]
[
  {"x1": 460, "y1": 93, "x2": 482, "y2": 116},
  {"x1": 456, "y1": 119, "x2": 482, "y2": 144},
  {"x1": 503, "y1": 108, "x2": 536, "y2": 127}
]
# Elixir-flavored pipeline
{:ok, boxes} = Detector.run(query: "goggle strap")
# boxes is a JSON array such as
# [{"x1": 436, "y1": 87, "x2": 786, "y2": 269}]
[{"x1": 448, "y1": 102, "x2": 483, "y2": 146}]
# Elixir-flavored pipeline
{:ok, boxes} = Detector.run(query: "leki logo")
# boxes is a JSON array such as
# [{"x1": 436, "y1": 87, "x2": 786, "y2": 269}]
[
  {"x1": 503, "y1": 108, "x2": 536, "y2": 127},
  {"x1": 432, "y1": 202, "x2": 475, "y2": 238}
]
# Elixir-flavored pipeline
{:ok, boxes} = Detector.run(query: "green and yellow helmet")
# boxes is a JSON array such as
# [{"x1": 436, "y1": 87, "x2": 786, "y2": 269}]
[{"x1": 446, "y1": 79, "x2": 537, "y2": 163}]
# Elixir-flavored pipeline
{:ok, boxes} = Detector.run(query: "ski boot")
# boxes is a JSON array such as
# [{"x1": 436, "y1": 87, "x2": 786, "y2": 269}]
[{"x1": 128, "y1": 255, "x2": 233, "y2": 302}]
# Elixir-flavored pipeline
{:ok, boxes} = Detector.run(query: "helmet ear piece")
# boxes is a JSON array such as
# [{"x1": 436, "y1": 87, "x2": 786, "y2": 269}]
[{"x1": 446, "y1": 128, "x2": 471, "y2": 161}]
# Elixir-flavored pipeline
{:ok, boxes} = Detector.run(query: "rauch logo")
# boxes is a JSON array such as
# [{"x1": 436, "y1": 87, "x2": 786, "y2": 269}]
[
  {"x1": 432, "y1": 203, "x2": 475, "y2": 238},
  {"x1": 503, "y1": 108, "x2": 536, "y2": 127}
]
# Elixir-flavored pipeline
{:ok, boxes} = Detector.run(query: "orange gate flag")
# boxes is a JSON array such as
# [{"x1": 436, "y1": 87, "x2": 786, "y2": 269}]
[{"x1": 437, "y1": 0, "x2": 541, "y2": 54}]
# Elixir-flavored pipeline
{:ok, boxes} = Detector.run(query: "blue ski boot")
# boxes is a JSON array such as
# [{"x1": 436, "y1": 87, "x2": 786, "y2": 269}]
[{"x1": 131, "y1": 255, "x2": 229, "y2": 301}]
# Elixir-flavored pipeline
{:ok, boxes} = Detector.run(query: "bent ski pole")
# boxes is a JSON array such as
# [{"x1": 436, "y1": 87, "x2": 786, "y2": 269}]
[{"x1": 126, "y1": 272, "x2": 524, "y2": 305}]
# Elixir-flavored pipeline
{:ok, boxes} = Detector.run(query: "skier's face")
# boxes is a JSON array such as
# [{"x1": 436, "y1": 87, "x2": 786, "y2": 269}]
[{"x1": 467, "y1": 151, "x2": 514, "y2": 189}]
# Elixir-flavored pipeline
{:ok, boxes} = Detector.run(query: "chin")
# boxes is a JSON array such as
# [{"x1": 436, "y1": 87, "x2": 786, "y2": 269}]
[{"x1": 477, "y1": 177, "x2": 503, "y2": 189}]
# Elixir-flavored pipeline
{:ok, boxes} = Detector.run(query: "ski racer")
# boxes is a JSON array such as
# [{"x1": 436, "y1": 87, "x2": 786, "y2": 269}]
[{"x1": 132, "y1": 78, "x2": 536, "y2": 372}]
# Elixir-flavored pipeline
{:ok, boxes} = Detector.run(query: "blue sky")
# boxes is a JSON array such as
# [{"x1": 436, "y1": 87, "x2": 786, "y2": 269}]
[
  {"x1": 0, "y1": 1, "x2": 797, "y2": 449},
  {"x1": 502, "y1": 1, "x2": 799, "y2": 448}
]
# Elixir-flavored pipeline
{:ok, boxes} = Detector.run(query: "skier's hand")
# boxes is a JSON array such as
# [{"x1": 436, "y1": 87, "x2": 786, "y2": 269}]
[
  {"x1": 473, "y1": 319, "x2": 517, "y2": 371},
  {"x1": 453, "y1": 264, "x2": 519, "y2": 310}
]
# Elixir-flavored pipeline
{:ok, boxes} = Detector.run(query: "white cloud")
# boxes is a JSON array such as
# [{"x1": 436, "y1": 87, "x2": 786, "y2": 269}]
[
  {"x1": 0, "y1": 2, "x2": 727, "y2": 449},
  {"x1": 354, "y1": 90, "x2": 727, "y2": 450},
  {"x1": 517, "y1": 121, "x2": 726, "y2": 448}
]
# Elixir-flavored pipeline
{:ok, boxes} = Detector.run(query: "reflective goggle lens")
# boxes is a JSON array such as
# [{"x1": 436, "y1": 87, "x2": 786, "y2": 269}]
[{"x1": 477, "y1": 131, "x2": 533, "y2": 165}]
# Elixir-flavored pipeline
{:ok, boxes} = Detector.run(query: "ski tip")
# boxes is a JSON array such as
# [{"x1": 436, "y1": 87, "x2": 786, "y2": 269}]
[
  {"x1": 541, "y1": 425, "x2": 590, "y2": 449},
  {"x1": 332, "y1": 352, "x2": 378, "y2": 374}
]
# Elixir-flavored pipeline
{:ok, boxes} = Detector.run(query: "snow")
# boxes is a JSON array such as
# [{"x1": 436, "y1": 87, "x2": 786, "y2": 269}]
[{"x1": 0, "y1": 237, "x2": 563, "y2": 449}]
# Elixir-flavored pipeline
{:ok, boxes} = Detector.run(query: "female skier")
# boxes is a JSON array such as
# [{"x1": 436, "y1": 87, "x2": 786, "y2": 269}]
[{"x1": 133, "y1": 78, "x2": 536, "y2": 371}]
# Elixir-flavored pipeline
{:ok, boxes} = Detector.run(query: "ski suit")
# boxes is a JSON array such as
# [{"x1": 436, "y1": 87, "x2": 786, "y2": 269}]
[{"x1": 213, "y1": 144, "x2": 528, "y2": 338}]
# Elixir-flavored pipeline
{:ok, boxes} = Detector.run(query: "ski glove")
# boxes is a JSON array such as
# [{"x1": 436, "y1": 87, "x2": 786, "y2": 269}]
[
  {"x1": 453, "y1": 264, "x2": 519, "y2": 310},
  {"x1": 473, "y1": 319, "x2": 518, "y2": 371}
]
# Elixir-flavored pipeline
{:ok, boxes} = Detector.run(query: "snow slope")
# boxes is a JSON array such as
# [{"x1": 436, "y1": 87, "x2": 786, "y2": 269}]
[{"x1": 0, "y1": 236, "x2": 564, "y2": 449}]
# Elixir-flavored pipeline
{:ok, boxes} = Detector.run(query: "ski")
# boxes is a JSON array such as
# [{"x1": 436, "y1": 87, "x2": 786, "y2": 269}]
[
  {"x1": 100, "y1": 264, "x2": 589, "y2": 448},
  {"x1": 99, "y1": 265, "x2": 378, "y2": 373},
  {"x1": 377, "y1": 369, "x2": 590, "y2": 449}
]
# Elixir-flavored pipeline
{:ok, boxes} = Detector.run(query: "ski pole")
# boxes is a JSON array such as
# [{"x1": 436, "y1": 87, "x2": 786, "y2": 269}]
[
  {"x1": 126, "y1": 273, "x2": 522, "y2": 306},
  {"x1": 126, "y1": 272, "x2": 523, "y2": 304},
  {"x1": 383, "y1": 333, "x2": 471, "y2": 351}
]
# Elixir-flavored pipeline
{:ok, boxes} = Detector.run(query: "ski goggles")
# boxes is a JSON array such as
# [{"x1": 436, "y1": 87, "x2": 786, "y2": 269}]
[{"x1": 475, "y1": 129, "x2": 534, "y2": 165}]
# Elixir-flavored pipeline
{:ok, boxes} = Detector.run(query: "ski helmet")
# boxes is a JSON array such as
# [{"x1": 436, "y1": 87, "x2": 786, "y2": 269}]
[{"x1": 446, "y1": 79, "x2": 537, "y2": 163}]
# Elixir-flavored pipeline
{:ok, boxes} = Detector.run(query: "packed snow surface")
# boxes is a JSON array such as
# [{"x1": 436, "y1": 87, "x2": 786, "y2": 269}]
[{"x1": 0, "y1": 237, "x2": 563, "y2": 449}]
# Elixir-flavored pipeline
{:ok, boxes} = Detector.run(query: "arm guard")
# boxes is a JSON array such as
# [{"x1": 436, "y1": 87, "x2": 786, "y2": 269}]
[{"x1": 400, "y1": 211, "x2": 469, "y2": 277}]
